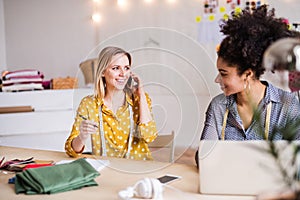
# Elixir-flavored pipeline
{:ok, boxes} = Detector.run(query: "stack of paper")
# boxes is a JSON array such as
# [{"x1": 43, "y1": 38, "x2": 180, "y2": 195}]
[{"x1": 56, "y1": 158, "x2": 110, "y2": 172}]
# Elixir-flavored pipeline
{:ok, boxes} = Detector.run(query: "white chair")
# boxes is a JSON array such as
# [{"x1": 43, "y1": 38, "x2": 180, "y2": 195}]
[{"x1": 148, "y1": 131, "x2": 175, "y2": 163}]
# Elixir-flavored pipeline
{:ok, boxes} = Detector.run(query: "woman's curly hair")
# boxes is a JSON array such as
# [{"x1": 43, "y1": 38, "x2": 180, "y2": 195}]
[{"x1": 218, "y1": 5, "x2": 298, "y2": 79}]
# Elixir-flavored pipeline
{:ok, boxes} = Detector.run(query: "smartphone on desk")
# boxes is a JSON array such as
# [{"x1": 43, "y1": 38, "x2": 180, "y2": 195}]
[{"x1": 157, "y1": 174, "x2": 181, "y2": 184}]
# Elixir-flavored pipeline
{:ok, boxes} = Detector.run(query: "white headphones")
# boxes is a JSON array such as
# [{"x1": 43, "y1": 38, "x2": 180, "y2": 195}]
[{"x1": 118, "y1": 178, "x2": 163, "y2": 200}]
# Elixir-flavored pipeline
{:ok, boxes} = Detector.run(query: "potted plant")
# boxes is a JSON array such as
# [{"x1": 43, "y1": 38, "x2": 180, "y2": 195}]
[{"x1": 257, "y1": 37, "x2": 300, "y2": 200}]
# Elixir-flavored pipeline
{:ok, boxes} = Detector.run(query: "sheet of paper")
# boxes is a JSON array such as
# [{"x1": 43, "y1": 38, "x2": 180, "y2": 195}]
[{"x1": 56, "y1": 158, "x2": 110, "y2": 172}]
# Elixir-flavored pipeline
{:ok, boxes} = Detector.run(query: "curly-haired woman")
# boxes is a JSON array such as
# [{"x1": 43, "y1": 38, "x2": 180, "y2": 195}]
[{"x1": 200, "y1": 5, "x2": 300, "y2": 141}]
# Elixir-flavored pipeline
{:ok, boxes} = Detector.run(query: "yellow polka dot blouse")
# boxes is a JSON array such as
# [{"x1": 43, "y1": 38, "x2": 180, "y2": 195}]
[{"x1": 65, "y1": 93, "x2": 157, "y2": 160}]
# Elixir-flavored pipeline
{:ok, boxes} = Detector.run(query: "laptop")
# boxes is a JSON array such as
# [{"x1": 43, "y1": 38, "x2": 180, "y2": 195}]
[{"x1": 198, "y1": 140, "x2": 294, "y2": 196}]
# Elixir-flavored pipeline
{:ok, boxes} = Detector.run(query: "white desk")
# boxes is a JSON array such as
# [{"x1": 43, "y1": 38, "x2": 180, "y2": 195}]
[{"x1": 0, "y1": 146, "x2": 255, "y2": 200}]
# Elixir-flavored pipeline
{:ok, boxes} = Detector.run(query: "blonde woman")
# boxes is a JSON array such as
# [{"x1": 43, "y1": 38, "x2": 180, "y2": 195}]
[{"x1": 65, "y1": 46, "x2": 157, "y2": 160}]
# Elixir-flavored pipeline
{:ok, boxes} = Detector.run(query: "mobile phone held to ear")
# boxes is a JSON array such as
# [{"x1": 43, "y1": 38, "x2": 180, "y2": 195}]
[
  {"x1": 157, "y1": 174, "x2": 181, "y2": 184},
  {"x1": 128, "y1": 76, "x2": 138, "y2": 89}
]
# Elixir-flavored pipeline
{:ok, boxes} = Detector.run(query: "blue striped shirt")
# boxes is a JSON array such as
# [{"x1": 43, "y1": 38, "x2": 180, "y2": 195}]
[{"x1": 201, "y1": 82, "x2": 300, "y2": 140}]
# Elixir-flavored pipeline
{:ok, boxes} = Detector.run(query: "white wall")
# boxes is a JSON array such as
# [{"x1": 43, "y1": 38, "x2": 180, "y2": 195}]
[
  {"x1": 3, "y1": 0, "x2": 205, "y2": 81},
  {"x1": 0, "y1": 0, "x2": 6, "y2": 72},
  {"x1": 3, "y1": 0, "x2": 95, "y2": 81},
  {"x1": 271, "y1": 0, "x2": 300, "y2": 22},
  {"x1": 2, "y1": 0, "x2": 300, "y2": 80}
]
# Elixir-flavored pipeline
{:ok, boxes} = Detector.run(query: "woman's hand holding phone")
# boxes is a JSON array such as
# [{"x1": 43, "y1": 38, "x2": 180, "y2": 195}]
[
  {"x1": 130, "y1": 73, "x2": 144, "y2": 95},
  {"x1": 129, "y1": 72, "x2": 153, "y2": 124}
]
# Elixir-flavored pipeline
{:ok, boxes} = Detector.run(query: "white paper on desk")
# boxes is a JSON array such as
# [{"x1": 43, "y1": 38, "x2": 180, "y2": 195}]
[{"x1": 56, "y1": 159, "x2": 110, "y2": 172}]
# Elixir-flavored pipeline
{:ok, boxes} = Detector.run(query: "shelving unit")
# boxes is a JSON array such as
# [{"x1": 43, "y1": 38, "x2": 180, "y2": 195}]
[{"x1": 0, "y1": 89, "x2": 93, "y2": 151}]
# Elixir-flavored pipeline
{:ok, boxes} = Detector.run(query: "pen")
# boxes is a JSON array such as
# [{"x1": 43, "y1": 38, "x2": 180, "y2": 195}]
[
  {"x1": 79, "y1": 114, "x2": 87, "y2": 120},
  {"x1": 79, "y1": 114, "x2": 98, "y2": 128}
]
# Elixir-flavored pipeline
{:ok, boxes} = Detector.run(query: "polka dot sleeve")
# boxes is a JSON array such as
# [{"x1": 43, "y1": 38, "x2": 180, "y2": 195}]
[
  {"x1": 135, "y1": 93, "x2": 158, "y2": 143},
  {"x1": 65, "y1": 96, "x2": 93, "y2": 157}
]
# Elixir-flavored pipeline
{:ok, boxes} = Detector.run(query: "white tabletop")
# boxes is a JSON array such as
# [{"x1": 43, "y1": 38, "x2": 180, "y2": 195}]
[{"x1": 0, "y1": 146, "x2": 255, "y2": 200}]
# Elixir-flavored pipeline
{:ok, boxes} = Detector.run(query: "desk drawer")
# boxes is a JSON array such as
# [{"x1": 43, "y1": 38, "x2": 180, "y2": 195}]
[{"x1": 0, "y1": 110, "x2": 74, "y2": 136}]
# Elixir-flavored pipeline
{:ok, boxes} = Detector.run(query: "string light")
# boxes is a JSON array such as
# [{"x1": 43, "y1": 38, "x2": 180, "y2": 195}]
[
  {"x1": 166, "y1": 0, "x2": 177, "y2": 4},
  {"x1": 92, "y1": 13, "x2": 101, "y2": 23},
  {"x1": 144, "y1": 0, "x2": 154, "y2": 3},
  {"x1": 91, "y1": 0, "x2": 102, "y2": 23},
  {"x1": 117, "y1": 0, "x2": 127, "y2": 7}
]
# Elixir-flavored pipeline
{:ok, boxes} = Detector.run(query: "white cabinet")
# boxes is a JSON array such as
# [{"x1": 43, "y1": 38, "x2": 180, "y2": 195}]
[{"x1": 0, "y1": 89, "x2": 93, "y2": 151}]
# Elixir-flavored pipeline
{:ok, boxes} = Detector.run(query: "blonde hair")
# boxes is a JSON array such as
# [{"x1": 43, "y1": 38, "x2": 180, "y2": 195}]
[{"x1": 94, "y1": 46, "x2": 132, "y2": 99}]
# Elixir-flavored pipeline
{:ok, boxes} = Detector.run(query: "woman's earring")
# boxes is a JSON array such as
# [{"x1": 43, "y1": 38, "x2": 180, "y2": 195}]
[
  {"x1": 248, "y1": 81, "x2": 251, "y2": 91},
  {"x1": 244, "y1": 80, "x2": 251, "y2": 94},
  {"x1": 102, "y1": 77, "x2": 106, "y2": 88},
  {"x1": 246, "y1": 80, "x2": 251, "y2": 94}
]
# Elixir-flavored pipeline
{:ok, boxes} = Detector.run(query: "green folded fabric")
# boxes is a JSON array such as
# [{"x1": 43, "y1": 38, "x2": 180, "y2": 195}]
[{"x1": 15, "y1": 158, "x2": 100, "y2": 194}]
